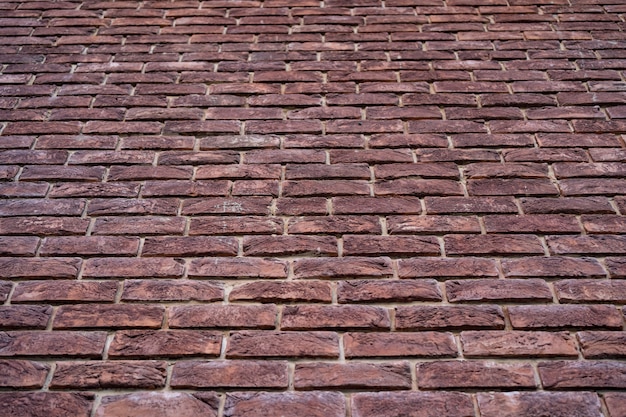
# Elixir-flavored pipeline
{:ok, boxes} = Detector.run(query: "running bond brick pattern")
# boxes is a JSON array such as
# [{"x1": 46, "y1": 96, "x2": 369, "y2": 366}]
[{"x1": 0, "y1": 0, "x2": 625, "y2": 416}]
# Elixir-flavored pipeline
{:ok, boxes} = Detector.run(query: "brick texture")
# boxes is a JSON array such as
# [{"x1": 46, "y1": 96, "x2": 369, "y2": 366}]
[{"x1": 1, "y1": 0, "x2": 625, "y2": 415}]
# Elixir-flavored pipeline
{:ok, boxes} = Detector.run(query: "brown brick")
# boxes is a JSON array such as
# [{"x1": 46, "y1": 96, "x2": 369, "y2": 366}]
[
  {"x1": 87, "y1": 198, "x2": 180, "y2": 215},
  {"x1": 352, "y1": 392, "x2": 474, "y2": 417},
  {"x1": 0, "y1": 217, "x2": 90, "y2": 236},
  {"x1": 520, "y1": 196, "x2": 615, "y2": 214},
  {"x1": 41, "y1": 236, "x2": 139, "y2": 256},
  {"x1": 0, "y1": 257, "x2": 81, "y2": 279},
  {"x1": 49, "y1": 182, "x2": 140, "y2": 198},
  {"x1": 375, "y1": 179, "x2": 463, "y2": 196},
  {"x1": 0, "y1": 359, "x2": 49, "y2": 388},
  {"x1": 172, "y1": 360, "x2": 288, "y2": 389},
  {"x1": 502, "y1": 256, "x2": 606, "y2": 278},
  {"x1": 229, "y1": 281, "x2": 332, "y2": 303},
  {"x1": 294, "y1": 257, "x2": 392, "y2": 279},
  {"x1": 462, "y1": 331, "x2": 578, "y2": 358},
  {"x1": 483, "y1": 214, "x2": 581, "y2": 233},
  {"x1": 288, "y1": 215, "x2": 381, "y2": 234},
  {"x1": 607, "y1": 257, "x2": 626, "y2": 278},
  {"x1": 188, "y1": 257, "x2": 288, "y2": 279},
  {"x1": 0, "y1": 393, "x2": 93, "y2": 417},
  {"x1": 0, "y1": 282, "x2": 11, "y2": 303},
  {"x1": 338, "y1": 279, "x2": 441, "y2": 303},
  {"x1": 477, "y1": 392, "x2": 602, "y2": 417},
  {"x1": 396, "y1": 305, "x2": 505, "y2": 330},
  {"x1": 121, "y1": 280, "x2": 223, "y2": 302},
  {"x1": 109, "y1": 330, "x2": 222, "y2": 358},
  {"x1": 182, "y1": 197, "x2": 271, "y2": 215},
  {"x1": 418, "y1": 360, "x2": 535, "y2": 389},
  {"x1": 227, "y1": 331, "x2": 339, "y2": 358},
  {"x1": 282, "y1": 305, "x2": 390, "y2": 330},
  {"x1": 54, "y1": 304, "x2": 164, "y2": 329},
  {"x1": 578, "y1": 331, "x2": 626, "y2": 359},
  {"x1": 93, "y1": 216, "x2": 185, "y2": 235},
  {"x1": 0, "y1": 236, "x2": 39, "y2": 256},
  {"x1": 446, "y1": 279, "x2": 552, "y2": 302},
  {"x1": 190, "y1": 216, "x2": 283, "y2": 235},
  {"x1": 295, "y1": 361, "x2": 411, "y2": 390},
  {"x1": 333, "y1": 196, "x2": 423, "y2": 215},
  {"x1": 425, "y1": 196, "x2": 518, "y2": 214},
  {"x1": 0, "y1": 331, "x2": 106, "y2": 358},
  {"x1": 399, "y1": 257, "x2": 499, "y2": 278},
  {"x1": 0, "y1": 198, "x2": 84, "y2": 217},
  {"x1": 344, "y1": 332, "x2": 457, "y2": 358},
  {"x1": 51, "y1": 360, "x2": 167, "y2": 389},
  {"x1": 605, "y1": 393, "x2": 626, "y2": 417},
  {"x1": 223, "y1": 392, "x2": 345, "y2": 417},
  {"x1": 539, "y1": 361, "x2": 626, "y2": 389},
  {"x1": 142, "y1": 236, "x2": 238, "y2": 257},
  {"x1": 555, "y1": 279, "x2": 626, "y2": 303},
  {"x1": 444, "y1": 234, "x2": 545, "y2": 255},
  {"x1": 169, "y1": 305, "x2": 277, "y2": 329},
  {"x1": 387, "y1": 215, "x2": 481, "y2": 234},
  {"x1": 243, "y1": 235, "x2": 337, "y2": 256},
  {"x1": 142, "y1": 180, "x2": 229, "y2": 197},
  {"x1": 96, "y1": 393, "x2": 217, "y2": 417},
  {"x1": 83, "y1": 258, "x2": 184, "y2": 278},
  {"x1": 509, "y1": 305, "x2": 623, "y2": 329},
  {"x1": 343, "y1": 235, "x2": 440, "y2": 256},
  {"x1": 0, "y1": 305, "x2": 52, "y2": 330}
]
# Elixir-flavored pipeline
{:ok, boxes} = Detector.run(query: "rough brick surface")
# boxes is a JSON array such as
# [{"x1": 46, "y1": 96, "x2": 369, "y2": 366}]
[{"x1": 1, "y1": 0, "x2": 625, "y2": 414}]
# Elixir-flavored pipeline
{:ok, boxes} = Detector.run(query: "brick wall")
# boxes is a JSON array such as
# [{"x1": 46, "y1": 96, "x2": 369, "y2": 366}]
[{"x1": 0, "y1": 0, "x2": 625, "y2": 416}]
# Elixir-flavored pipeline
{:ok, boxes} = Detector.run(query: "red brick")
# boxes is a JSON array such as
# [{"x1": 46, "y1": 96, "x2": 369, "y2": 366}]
[
  {"x1": 51, "y1": 360, "x2": 167, "y2": 389},
  {"x1": 243, "y1": 236, "x2": 337, "y2": 257},
  {"x1": 0, "y1": 236, "x2": 39, "y2": 256},
  {"x1": 555, "y1": 280, "x2": 626, "y2": 303},
  {"x1": 169, "y1": 305, "x2": 277, "y2": 329},
  {"x1": 188, "y1": 257, "x2": 288, "y2": 278},
  {"x1": 96, "y1": 393, "x2": 217, "y2": 417},
  {"x1": 182, "y1": 197, "x2": 271, "y2": 215},
  {"x1": 418, "y1": 361, "x2": 536, "y2": 389},
  {"x1": 54, "y1": 304, "x2": 164, "y2": 329},
  {"x1": 49, "y1": 182, "x2": 140, "y2": 198},
  {"x1": 0, "y1": 331, "x2": 106, "y2": 358},
  {"x1": 158, "y1": 150, "x2": 239, "y2": 165},
  {"x1": 87, "y1": 198, "x2": 180, "y2": 215},
  {"x1": 548, "y1": 235, "x2": 626, "y2": 255},
  {"x1": 294, "y1": 257, "x2": 392, "y2": 279},
  {"x1": 0, "y1": 217, "x2": 89, "y2": 236},
  {"x1": 0, "y1": 305, "x2": 52, "y2": 329},
  {"x1": 295, "y1": 361, "x2": 411, "y2": 390},
  {"x1": 578, "y1": 331, "x2": 626, "y2": 359},
  {"x1": 142, "y1": 236, "x2": 237, "y2": 257},
  {"x1": 190, "y1": 216, "x2": 283, "y2": 235},
  {"x1": 109, "y1": 330, "x2": 222, "y2": 358},
  {"x1": 288, "y1": 215, "x2": 381, "y2": 234},
  {"x1": 425, "y1": 196, "x2": 518, "y2": 213},
  {"x1": 230, "y1": 281, "x2": 332, "y2": 303},
  {"x1": 539, "y1": 361, "x2": 626, "y2": 389},
  {"x1": 375, "y1": 179, "x2": 463, "y2": 196},
  {"x1": 333, "y1": 197, "x2": 423, "y2": 215},
  {"x1": 338, "y1": 279, "x2": 441, "y2": 303},
  {"x1": 477, "y1": 392, "x2": 603, "y2": 417},
  {"x1": 582, "y1": 215, "x2": 626, "y2": 234},
  {"x1": 19, "y1": 165, "x2": 106, "y2": 181},
  {"x1": 142, "y1": 180, "x2": 229, "y2": 197},
  {"x1": 520, "y1": 196, "x2": 615, "y2": 214},
  {"x1": 223, "y1": 392, "x2": 345, "y2": 417},
  {"x1": 0, "y1": 359, "x2": 49, "y2": 388},
  {"x1": 121, "y1": 279, "x2": 223, "y2": 302},
  {"x1": 445, "y1": 234, "x2": 545, "y2": 255},
  {"x1": 283, "y1": 179, "x2": 370, "y2": 197},
  {"x1": 227, "y1": 331, "x2": 339, "y2": 358},
  {"x1": 509, "y1": 305, "x2": 623, "y2": 329},
  {"x1": 446, "y1": 278, "x2": 552, "y2": 302},
  {"x1": 172, "y1": 360, "x2": 288, "y2": 388},
  {"x1": 83, "y1": 258, "x2": 184, "y2": 278},
  {"x1": 605, "y1": 394, "x2": 626, "y2": 417},
  {"x1": 462, "y1": 331, "x2": 578, "y2": 358},
  {"x1": 282, "y1": 305, "x2": 390, "y2": 330},
  {"x1": 0, "y1": 393, "x2": 93, "y2": 417},
  {"x1": 399, "y1": 257, "x2": 499, "y2": 278},
  {"x1": 345, "y1": 331, "x2": 457, "y2": 358},
  {"x1": 396, "y1": 305, "x2": 505, "y2": 330},
  {"x1": 41, "y1": 236, "x2": 139, "y2": 256},
  {"x1": 352, "y1": 392, "x2": 474, "y2": 417},
  {"x1": 502, "y1": 256, "x2": 606, "y2": 278},
  {"x1": 0, "y1": 257, "x2": 81, "y2": 279},
  {"x1": 343, "y1": 235, "x2": 440, "y2": 257}
]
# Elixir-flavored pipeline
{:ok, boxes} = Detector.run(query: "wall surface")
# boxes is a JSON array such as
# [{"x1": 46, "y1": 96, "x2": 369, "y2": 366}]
[{"x1": 0, "y1": 0, "x2": 625, "y2": 416}]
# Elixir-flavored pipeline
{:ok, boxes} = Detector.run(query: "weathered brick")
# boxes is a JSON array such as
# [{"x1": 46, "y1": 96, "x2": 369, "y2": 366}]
[
  {"x1": 169, "y1": 305, "x2": 277, "y2": 329},
  {"x1": 96, "y1": 393, "x2": 217, "y2": 417},
  {"x1": 294, "y1": 257, "x2": 393, "y2": 279},
  {"x1": 605, "y1": 393, "x2": 626, "y2": 417},
  {"x1": 399, "y1": 257, "x2": 499, "y2": 278},
  {"x1": 121, "y1": 279, "x2": 223, "y2": 302},
  {"x1": 396, "y1": 305, "x2": 505, "y2": 330},
  {"x1": 446, "y1": 279, "x2": 552, "y2": 302},
  {"x1": 227, "y1": 331, "x2": 339, "y2": 358},
  {"x1": 0, "y1": 331, "x2": 106, "y2": 358},
  {"x1": 548, "y1": 235, "x2": 626, "y2": 255},
  {"x1": 282, "y1": 305, "x2": 390, "y2": 330},
  {"x1": 338, "y1": 279, "x2": 441, "y2": 303},
  {"x1": 333, "y1": 197, "x2": 423, "y2": 215},
  {"x1": 0, "y1": 305, "x2": 52, "y2": 330},
  {"x1": 243, "y1": 235, "x2": 338, "y2": 256},
  {"x1": 502, "y1": 256, "x2": 606, "y2": 278},
  {"x1": 477, "y1": 392, "x2": 602, "y2": 417},
  {"x1": 0, "y1": 360, "x2": 49, "y2": 388},
  {"x1": 344, "y1": 332, "x2": 457, "y2": 358},
  {"x1": 109, "y1": 330, "x2": 222, "y2": 358},
  {"x1": 352, "y1": 392, "x2": 474, "y2": 417},
  {"x1": 142, "y1": 236, "x2": 238, "y2": 257},
  {"x1": 0, "y1": 393, "x2": 93, "y2": 417},
  {"x1": 41, "y1": 236, "x2": 139, "y2": 256},
  {"x1": 462, "y1": 331, "x2": 578, "y2": 357},
  {"x1": 188, "y1": 257, "x2": 288, "y2": 279},
  {"x1": 54, "y1": 304, "x2": 164, "y2": 329},
  {"x1": 295, "y1": 362, "x2": 411, "y2": 390},
  {"x1": 388, "y1": 215, "x2": 481, "y2": 234},
  {"x1": 418, "y1": 361, "x2": 536, "y2": 389},
  {"x1": 555, "y1": 279, "x2": 626, "y2": 303},
  {"x1": 509, "y1": 305, "x2": 623, "y2": 329},
  {"x1": 229, "y1": 281, "x2": 327, "y2": 307},
  {"x1": 445, "y1": 234, "x2": 545, "y2": 255},
  {"x1": 0, "y1": 257, "x2": 81, "y2": 279},
  {"x1": 578, "y1": 331, "x2": 626, "y2": 359},
  {"x1": 539, "y1": 361, "x2": 626, "y2": 389},
  {"x1": 190, "y1": 216, "x2": 283, "y2": 235},
  {"x1": 51, "y1": 360, "x2": 167, "y2": 389},
  {"x1": 172, "y1": 360, "x2": 288, "y2": 389},
  {"x1": 223, "y1": 392, "x2": 345, "y2": 417}
]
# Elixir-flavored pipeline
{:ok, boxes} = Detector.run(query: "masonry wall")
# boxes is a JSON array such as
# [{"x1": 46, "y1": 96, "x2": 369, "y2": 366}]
[{"x1": 0, "y1": 0, "x2": 626, "y2": 416}]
